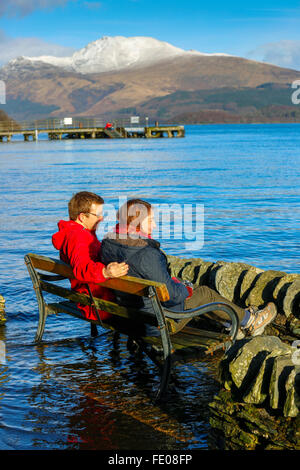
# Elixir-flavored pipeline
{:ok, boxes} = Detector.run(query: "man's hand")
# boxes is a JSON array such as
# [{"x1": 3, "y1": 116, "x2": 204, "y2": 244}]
[{"x1": 102, "y1": 262, "x2": 129, "y2": 279}]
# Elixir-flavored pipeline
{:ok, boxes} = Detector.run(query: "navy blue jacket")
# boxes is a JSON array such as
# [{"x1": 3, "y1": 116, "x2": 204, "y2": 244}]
[{"x1": 100, "y1": 233, "x2": 189, "y2": 313}]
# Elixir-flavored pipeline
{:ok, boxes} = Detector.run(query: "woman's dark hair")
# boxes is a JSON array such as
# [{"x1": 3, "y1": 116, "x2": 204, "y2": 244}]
[{"x1": 117, "y1": 198, "x2": 152, "y2": 232}]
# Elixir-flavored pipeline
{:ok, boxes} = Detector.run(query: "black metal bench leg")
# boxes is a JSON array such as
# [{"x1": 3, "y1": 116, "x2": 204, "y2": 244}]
[
  {"x1": 148, "y1": 287, "x2": 173, "y2": 402},
  {"x1": 91, "y1": 323, "x2": 98, "y2": 337},
  {"x1": 25, "y1": 255, "x2": 48, "y2": 343},
  {"x1": 155, "y1": 353, "x2": 172, "y2": 402},
  {"x1": 35, "y1": 303, "x2": 47, "y2": 343}
]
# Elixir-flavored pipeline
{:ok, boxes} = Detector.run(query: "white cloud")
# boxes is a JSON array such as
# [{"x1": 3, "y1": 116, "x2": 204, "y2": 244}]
[
  {"x1": 0, "y1": 30, "x2": 75, "y2": 65},
  {"x1": 247, "y1": 40, "x2": 300, "y2": 72},
  {"x1": 0, "y1": 0, "x2": 73, "y2": 17}
]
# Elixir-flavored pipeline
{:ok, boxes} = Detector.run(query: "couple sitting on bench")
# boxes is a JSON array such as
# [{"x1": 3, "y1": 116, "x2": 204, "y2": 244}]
[{"x1": 52, "y1": 191, "x2": 277, "y2": 339}]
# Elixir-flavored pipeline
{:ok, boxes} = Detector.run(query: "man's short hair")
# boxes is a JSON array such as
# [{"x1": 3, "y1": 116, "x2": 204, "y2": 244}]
[{"x1": 68, "y1": 191, "x2": 104, "y2": 220}]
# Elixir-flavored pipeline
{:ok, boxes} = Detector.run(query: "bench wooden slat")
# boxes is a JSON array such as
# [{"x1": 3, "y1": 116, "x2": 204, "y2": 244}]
[
  {"x1": 135, "y1": 328, "x2": 226, "y2": 352},
  {"x1": 103, "y1": 276, "x2": 169, "y2": 302},
  {"x1": 41, "y1": 281, "x2": 180, "y2": 333},
  {"x1": 47, "y1": 301, "x2": 86, "y2": 319},
  {"x1": 28, "y1": 253, "x2": 170, "y2": 302},
  {"x1": 180, "y1": 325, "x2": 229, "y2": 341},
  {"x1": 29, "y1": 253, "x2": 74, "y2": 277},
  {"x1": 41, "y1": 280, "x2": 130, "y2": 318},
  {"x1": 41, "y1": 280, "x2": 156, "y2": 324},
  {"x1": 168, "y1": 331, "x2": 214, "y2": 348}
]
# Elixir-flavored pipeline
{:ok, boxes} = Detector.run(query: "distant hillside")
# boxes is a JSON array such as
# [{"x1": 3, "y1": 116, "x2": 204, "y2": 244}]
[
  {"x1": 120, "y1": 83, "x2": 300, "y2": 122},
  {"x1": 170, "y1": 106, "x2": 300, "y2": 124},
  {"x1": 1, "y1": 36, "x2": 300, "y2": 122}
]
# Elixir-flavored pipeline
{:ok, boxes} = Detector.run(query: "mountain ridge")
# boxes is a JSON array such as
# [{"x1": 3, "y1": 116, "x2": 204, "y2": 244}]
[
  {"x1": 2, "y1": 35, "x2": 233, "y2": 76},
  {"x1": 1, "y1": 36, "x2": 300, "y2": 122}
]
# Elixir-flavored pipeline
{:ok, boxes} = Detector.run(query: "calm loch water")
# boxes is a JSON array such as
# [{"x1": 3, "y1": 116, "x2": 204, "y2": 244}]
[{"x1": 0, "y1": 124, "x2": 299, "y2": 450}]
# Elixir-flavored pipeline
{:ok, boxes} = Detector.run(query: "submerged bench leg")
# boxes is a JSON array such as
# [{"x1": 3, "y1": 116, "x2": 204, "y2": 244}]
[
  {"x1": 25, "y1": 255, "x2": 48, "y2": 343},
  {"x1": 91, "y1": 323, "x2": 98, "y2": 337},
  {"x1": 148, "y1": 287, "x2": 173, "y2": 402},
  {"x1": 156, "y1": 353, "x2": 172, "y2": 402},
  {"x1": 35, "y1": 304, "x2": 47, "y2": 342}
]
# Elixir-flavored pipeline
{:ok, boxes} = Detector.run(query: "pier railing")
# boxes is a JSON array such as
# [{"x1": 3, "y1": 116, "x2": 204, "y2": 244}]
[
  {"x1": 0, "y1": 117, "x2": 185, "y2": 141},
  {"x1": 0, "y1": 117, "x2": 154, "y2": 132}
]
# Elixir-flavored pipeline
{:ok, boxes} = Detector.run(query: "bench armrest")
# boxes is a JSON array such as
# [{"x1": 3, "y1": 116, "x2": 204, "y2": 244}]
[{"x1": 162, "y1": 301, "x2": 240, "y2": 340}]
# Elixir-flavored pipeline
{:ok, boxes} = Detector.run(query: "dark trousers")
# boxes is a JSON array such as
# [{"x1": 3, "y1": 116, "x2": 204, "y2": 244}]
[{"x1": 184, "y1": 285, "x2": 245, "y2": 323}]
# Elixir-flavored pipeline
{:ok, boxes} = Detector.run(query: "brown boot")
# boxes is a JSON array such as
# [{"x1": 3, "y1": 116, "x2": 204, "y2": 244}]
[{"x1": 243, "y1": 302, "x2": 277, "y2": 337}]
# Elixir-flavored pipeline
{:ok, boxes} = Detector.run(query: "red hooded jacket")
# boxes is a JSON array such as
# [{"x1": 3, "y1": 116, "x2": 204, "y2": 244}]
[{"x1": 52, "y1": 220, "x2": 113, "y2": 321}]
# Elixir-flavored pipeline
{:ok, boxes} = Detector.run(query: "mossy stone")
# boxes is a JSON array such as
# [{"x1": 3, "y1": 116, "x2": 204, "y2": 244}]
[
  {"x1": 245, "y1": 270, "x2": 285, "y2": 308},
  {"x1": 283, "y1": 280, "x2": 300, "y2": 318},
  {"x1": 269, "y1": 355, "x2": 294, "y2": 410},
  {"x1": 228, "y1": 336, "x2": 291, "y2": 389},
  {"x1": 273, "y1": 274, "x2": 300, "y2": 301},
  {"x1": 283, "y1": 367, "x2": 300, "y2": 418},
  {"x1": 214, "y1": 262, "x2": 255, "y2": 302},
  {"x1": 242, "y1": 351, "x2": 285, "y2": 405}
]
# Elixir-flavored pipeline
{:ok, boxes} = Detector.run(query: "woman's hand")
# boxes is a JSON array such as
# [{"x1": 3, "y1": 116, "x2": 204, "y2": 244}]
[{"x1": 102, "y1": 262, "x2": 129, "y2": 279}]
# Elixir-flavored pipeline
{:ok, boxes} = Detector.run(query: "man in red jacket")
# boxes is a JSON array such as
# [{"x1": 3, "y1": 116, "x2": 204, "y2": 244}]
[{"x1": 52, "y1": 191, "x2": 128, "y2": 321}]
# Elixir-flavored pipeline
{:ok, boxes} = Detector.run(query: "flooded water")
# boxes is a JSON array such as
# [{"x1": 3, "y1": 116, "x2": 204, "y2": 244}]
[{"x1": 0, "y1": 124, "x2": 299, "y2": 450}]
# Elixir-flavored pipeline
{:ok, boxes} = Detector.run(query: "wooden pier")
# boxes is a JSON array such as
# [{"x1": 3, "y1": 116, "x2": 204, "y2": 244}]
[{"x1": 0, "y1": 118, "x2": 185, "y2": 142}]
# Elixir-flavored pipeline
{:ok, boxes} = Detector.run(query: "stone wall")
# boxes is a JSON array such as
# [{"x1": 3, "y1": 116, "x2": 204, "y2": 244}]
[
  {"x1": 166, "y1": 254, "x2": 300, "y2": 336},
  {"x1": 209, "y1": 336, "x2": 300, "y2": 449},
  {"x1": 219, "y1": 336, "x2": 300, "y2": 417},
  {"x1": 209, "y1": 389, "x2": 300, "y2": 450}
]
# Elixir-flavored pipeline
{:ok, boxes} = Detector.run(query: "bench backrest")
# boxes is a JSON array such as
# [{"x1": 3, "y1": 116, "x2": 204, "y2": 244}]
[{"x1": 26, "y1": 253, "x2": 170, "y2": 302}]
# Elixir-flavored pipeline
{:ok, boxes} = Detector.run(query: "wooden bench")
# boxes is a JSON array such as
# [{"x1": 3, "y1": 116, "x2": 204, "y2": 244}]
[{"x1": 25, "y1": 252, "x2": 240, "y2": 401}]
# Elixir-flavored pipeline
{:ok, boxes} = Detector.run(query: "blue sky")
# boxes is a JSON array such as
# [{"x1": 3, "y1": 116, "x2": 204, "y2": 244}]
[{"x1": 1, "y1": 0, "x2": 300, "y2": 69}]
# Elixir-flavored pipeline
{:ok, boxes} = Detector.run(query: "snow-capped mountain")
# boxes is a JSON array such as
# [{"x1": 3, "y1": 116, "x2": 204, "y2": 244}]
[
  {"x1": 2, "y1": 36, "x2": 231, "y2": 75},
  {"x1": 2, "y1": 34, "x2": 298, "y2": 123}
]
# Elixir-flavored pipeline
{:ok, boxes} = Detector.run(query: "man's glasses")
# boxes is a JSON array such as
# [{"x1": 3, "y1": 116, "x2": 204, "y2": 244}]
[{"x1": 85, "y1": 212, "x2": 103, "y2": 219}]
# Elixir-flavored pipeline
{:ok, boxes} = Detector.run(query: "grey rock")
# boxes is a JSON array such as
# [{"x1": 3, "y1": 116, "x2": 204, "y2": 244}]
[
  {"x1": 214, "y1": 262, "x2": 253, "y2": 302},
  {"x1": 228, "y1": 336, "x2": 291, "y2": 389},
  {"x1": 243, "y1": 351, "x2": 288, "y2": 405},
  {"x1": 269, "y1": 355, "x2": 294, "y2": 410},
  {"x1": 166, "y1": 255, "x2": 213, "y2": 286},
  {"x1": 220, "y1": 336, "x2": 300, "y2": 417},
  {"x1": 283, "y1": 280, "x2": 300, "y2": 319},
  {"x1": 245, "y1": 270, "x2": 285, "y2": 308},
  {"x1": 191, "y1": 261, "x2": 214, "y2": 286},
  {"x1": 273, "y1": 274, "x2": 300, "y2": 305},
  {"x1": 239, "y1": 267, "x2": 264, "y2": 303},
  {"x1": 283, "y1": 366, "x2": 300, "y2": 418}
]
